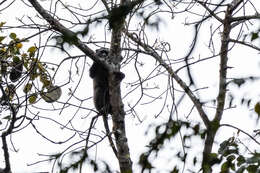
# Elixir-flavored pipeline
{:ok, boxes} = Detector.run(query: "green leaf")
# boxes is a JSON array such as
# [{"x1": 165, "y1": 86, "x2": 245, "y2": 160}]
[
  {"x1": 208, "y1": 153, "x2": 221, "y2": 165},
  {"x1": 1, "y1": 62, "x2": 8, "y2": 76},
  {"x1": 27, "y1": 46, "x2": 36, "y2": 53},
  {"x1": 37, "y1": 62, "x2": 46, "y2": 72},
  {"x1": 237, "y1": 166, "x2": 246, "y2": 173},
  {"x1": 9, "y1": 32, "x2": 17, "y2": 40},
  {"x1": 227, "y1": 155, "x2": 236, "y2": 162},
  {"x1": 254, "y1": 102, "x2": 260, "y2": 115},
  {"x1": 3, "y1": 115, "x2": 11, "y2": 120},
  {"x1": 0, "y1": 22, "x2": 6, "y2": 27},
  {"x1": 41, "y1": 85, "x2": 62, "y2": 103},
  {"x1": 12, "y1": 56, "x2": 21, "y2": 63},
  {"x1": 0, "y1": 36, "x2": 6, "y2": 42},
  {"x1": 221, "y1": 161, "x2": 229, "y2": 172},
  {"x1": 218, "y1": 140, "x2": 229, "y2": 154},
  {"x1": 30, "y1": 73, "x2": 38, "y2": 80},
  {"x1": 251, "y1": 32, "x2": 259, "y2": 41},
  {"x1": 171, "y1": 166, "x2": 179, "y2": 173},
  {"x1": 246, "y1": 165, "x2": 258, "y2": 173},
  {"x1": 237, "y1": 155, "x2": 246, "y2": 167},
  {"x1": 230, "y1": 162, "x2": 235, "y2": 171},
  {"x1": 29, "y1": 94, "x2": 37, "y2": 104},
  {"x1": 23, "y1": 83, "x2": 32, "y2": 93},
  {"x1": 27, "y1": 46, "x2": 37, "y2": 57},
  {"x1": 39, "y1": 74, "x2": 50, "y2": 87}
]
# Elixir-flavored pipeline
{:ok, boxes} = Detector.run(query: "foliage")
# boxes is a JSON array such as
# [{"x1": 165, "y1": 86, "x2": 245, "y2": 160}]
[
  {"x1": 218, "y1": 137, "x2": 260, "y2": 173},
  {"x1": 0, "y1": 27, "x2": 62, "y2": 105}
]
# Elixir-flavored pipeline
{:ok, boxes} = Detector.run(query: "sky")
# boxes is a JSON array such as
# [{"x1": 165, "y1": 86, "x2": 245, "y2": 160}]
[{"x1": 0, "y1": 0, "x2": 260, "y2": 172}]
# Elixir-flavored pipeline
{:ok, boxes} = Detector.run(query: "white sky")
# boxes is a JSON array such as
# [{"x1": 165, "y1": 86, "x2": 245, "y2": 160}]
[{"x1": 0, "y1": 0, "x2": 260, "y2": 172}]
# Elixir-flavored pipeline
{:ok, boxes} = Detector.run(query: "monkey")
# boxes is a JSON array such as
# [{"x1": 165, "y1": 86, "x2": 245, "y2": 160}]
[
  {"x1": 89, "y1": 48, "x2": 125, "y2": 157},
  {"x1": 89, "y1": 61, "x2": 111, "y2": 114},
  {"x1": 89, "y1": 48, "x2": 125, "y2": 115}
]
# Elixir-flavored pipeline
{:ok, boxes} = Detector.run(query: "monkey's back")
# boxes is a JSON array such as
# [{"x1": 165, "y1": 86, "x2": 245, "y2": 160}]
[{"x1": 90, "y1": 62, "x2": 111, "y2": 114}]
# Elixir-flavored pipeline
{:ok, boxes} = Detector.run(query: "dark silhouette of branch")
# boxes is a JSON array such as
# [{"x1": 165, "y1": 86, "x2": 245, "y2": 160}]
[
  {"x1": 220, "y1": 124, "x2": 260, "y2": 145},
  {"x1": 229, "y1": 38, "x2": 260, "y2": 51},
  {"x1": 27, "y1": 0, "x2": 109, "y2": 68},
  {"x1": 102, "y1": 115, "x2": 118, "y2": 158},
  {"x1": 0, "y1": 84, "x2": 17, "y2": 173},
  {"x1": 124, "y1": 30, "x2": 211, "y2": 129},
  {"x1": 197, "y1": 1, "x2": 224, "y2": 23},
  {"x1": 202, "y1": 2, "x2": 241, "y2": 172}
]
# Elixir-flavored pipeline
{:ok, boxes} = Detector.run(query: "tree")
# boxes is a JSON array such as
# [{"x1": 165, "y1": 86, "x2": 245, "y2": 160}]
[{"x1": 0, "y1": 0, "x2": 259, "y2": 172}]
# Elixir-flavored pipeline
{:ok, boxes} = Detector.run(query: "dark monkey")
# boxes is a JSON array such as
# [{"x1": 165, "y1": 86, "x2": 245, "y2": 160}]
[
  {"x1": 89, "y1": 48, "x2": 125, "y2": 157},
  {"x1": 89, "y1": 62, "x2": 111, "y2": 114},
  {"x1": 89, "y1": 48, "x2": 125, "y2": 115}
]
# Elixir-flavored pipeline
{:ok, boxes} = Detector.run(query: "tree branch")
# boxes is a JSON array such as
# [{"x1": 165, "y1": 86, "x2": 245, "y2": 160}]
[
  {"x1": 0, "y1": 85, "x2": 17, "y2": 173},
  {"x1": 197, "y1": 1, "x2": 223, "y2": 23},
  {"x1": 229, "y1": 38, "x2": 260, "y2": 51},
  {"x1": 27, "y1": 0, "x2": 105, "y2": 66},
  {"x1": 202, "y1": 5, "x2": 234, "y2": 173},
  {"x1": 214, "y1": 6, "x2": 232, "y2": 123},
  {"x1": 107, "y1": 0, "x2": 133, "y2": 171},
  {"x1": 231, "y1": 14, "x2": 260, "y2": 22},
  {"x1": 220, "y1": 124, "x2": 260, "y2": 145},
  {"x1": 124, "y1": 30, "x2": 210, "y2": 129}
]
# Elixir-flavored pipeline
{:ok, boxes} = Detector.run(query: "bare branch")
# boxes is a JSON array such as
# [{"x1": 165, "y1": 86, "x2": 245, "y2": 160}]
[
  {"x1": 27, "y1": 0, "x2": 99, "y2": 64},
  {"x1": 124, "y1": 30, "x2": 211, "y2": 129},
  {"x1": 220, "y1": 124, "x2": 260, "y2": 145},
  {"x1": 202, "y1": 4, "x2": 234, "y2": 172},
  {"x1": 197, "y1": 1, "x2": 223, "y2": 23},
  {"x1": 214, "y1": 6, "x2": 233, "y2": 123},
  {"x1": 230, "y1": 0, "x2": 243, "y2": 11},
  {"x1": 231, "y1": 14, "x2": 260, "y2": 22},
  {"x1": 229, "y1": 38, "x2": 260, "y2": 51}
]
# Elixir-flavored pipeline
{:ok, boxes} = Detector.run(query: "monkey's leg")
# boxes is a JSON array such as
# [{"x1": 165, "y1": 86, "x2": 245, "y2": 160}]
[{"x1": 102, "y1": 114, "x2": 118, "y2": 158}]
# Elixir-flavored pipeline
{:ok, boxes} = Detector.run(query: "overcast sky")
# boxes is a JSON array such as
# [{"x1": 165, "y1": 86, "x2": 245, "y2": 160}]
[{"x1": 0, "y1": 0, "x2": 260, "y2": 172}]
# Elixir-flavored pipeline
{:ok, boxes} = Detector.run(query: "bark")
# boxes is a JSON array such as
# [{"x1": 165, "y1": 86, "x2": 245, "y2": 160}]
[
  {"x1": 108, "y1": 0, "x2": 133, "y2": 172},
  {"x1": 0, "y1": 84, "x2": 17, "y2": 173},
  {"x1": 201, "y1": 1, "x2": 241, "y2": 172}
]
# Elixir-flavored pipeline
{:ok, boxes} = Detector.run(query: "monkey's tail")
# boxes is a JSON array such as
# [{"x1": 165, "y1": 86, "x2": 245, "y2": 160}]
[{"x1": 102, "y1": 114, "x2": 118, "y2": 158}]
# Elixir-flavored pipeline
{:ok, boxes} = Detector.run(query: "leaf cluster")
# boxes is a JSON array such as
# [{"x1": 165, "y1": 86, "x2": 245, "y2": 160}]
[
  {"x1": 218, "y1": 137, "x2": 260, "y2": 173},
  {"x1": 0, "y1": 22, "x2": 61, "y2": 106},
  {"x1": 139, "y1": 120, "x2": 206, "y2": 172}
]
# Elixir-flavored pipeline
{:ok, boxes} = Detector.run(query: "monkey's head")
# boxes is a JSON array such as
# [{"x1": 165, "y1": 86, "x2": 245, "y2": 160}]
[
  {"x1": 96, "y1": 48, "x2": 109, "y2": 59},
  {"x1": 95, "y1": 48, "x2": 123, "y2": 63},
  {"x1": 90, "y1": 48, "x2": 125, "y2": 81}
]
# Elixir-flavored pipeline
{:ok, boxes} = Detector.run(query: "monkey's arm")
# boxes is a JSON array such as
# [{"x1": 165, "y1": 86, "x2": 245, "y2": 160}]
[
  {"x1": 89, "y1": 63, "x2": 98, "y2": 78},
  {"x1": 114, "y1": 71, "x2": 125, "y2": 81}
]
